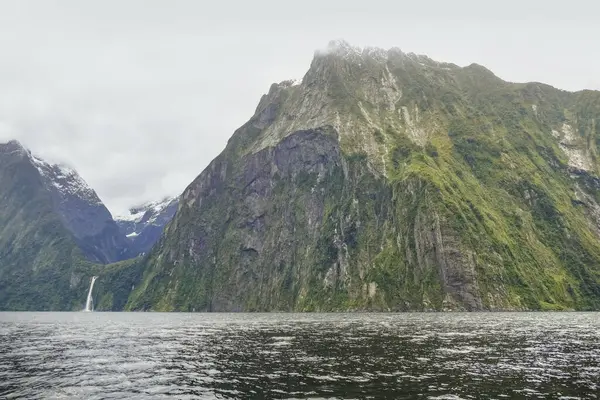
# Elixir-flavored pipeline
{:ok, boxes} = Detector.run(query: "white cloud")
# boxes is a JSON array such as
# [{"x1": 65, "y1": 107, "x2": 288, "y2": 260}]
[
  {"x1": 0, "y1": 121, "x2": 14, "y2": 140},
  {"x1": 0, "y1": 0, "x2": 598, "y2": 214}
]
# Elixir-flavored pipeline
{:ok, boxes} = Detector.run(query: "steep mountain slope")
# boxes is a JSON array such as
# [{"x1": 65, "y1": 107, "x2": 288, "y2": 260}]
[
  {"x1": 30, "y1": 152, "x2": 127, "y2": 263},
  {"x1": 125, "y1": 41, "x2": 600, "y2": 312},
  {"x1": 116, "y1": 196, "x2": 179, "y2": 258},
  {"x1": 0, "y1": 141, "x2": 94, "y2": 309}
]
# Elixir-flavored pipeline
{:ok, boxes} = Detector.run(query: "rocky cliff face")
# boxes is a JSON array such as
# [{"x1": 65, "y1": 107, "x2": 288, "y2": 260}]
[
  {"x1": 116, "y1": 196, "x2": 179, "y2": 258},
  {"x1": 125, "y1": 41, "x2": 600, "y2": 311}
]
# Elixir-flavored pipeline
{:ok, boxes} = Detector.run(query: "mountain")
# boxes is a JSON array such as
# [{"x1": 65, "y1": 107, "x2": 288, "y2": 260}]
[
  {"x1": 4, "y1": 41, "x2": 600, "y2": 312},
  {"x1": 122, "y1": 41, "x2": 600, "y2": 312},
  {"x1": 29, "y1": 150, "x2": 128, "y2": 263},
  {"x1": 115, "y1": 196, "x2": 179, "y2": 258},
  {"x1": 0, "y1": 139, "x2": 178, "y2": 311},
  {"x1": 0, "y1": 140, "x2": 91, "y2": 309},
  {"x1": 0, "y1": 140, "x2": 139, "y2": 309}
]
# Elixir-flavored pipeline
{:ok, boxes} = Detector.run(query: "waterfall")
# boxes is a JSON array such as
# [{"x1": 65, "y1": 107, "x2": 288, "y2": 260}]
[{"x1": 84, "y1": 276, "x2": 98, "y2": 312}]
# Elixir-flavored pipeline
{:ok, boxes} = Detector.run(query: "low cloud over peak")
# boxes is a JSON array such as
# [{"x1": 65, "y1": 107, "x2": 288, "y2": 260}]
[{"x1": 1, "y1": 1, "x2": 598, "y2": 213}]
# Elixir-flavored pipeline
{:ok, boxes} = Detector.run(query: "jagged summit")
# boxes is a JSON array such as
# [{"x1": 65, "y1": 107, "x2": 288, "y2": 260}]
[
  {"x1": 316, "y1": 39, "x2": 365, "y2": 58},
  {"x1": 0, "y1": 140, "x2": 104, "y2": 207},
  {"x1": 316, "y1": 40, "x2": 394, "y2": 60},
  {"x1": 273, "y1": 41, "x2": 450, "y2": 95},
  {"x1": 30, "y1": 153, "x2": 104, "y2": 207},
  {"x1": 312, "y1": 40, "x2": 456, "y2": 68},
  {"x1": 2, "y1": 139, "x2": 25, "y2": 148},
  {"x1": 0, "y1": 139, "x2": 28, "y2": 157}
]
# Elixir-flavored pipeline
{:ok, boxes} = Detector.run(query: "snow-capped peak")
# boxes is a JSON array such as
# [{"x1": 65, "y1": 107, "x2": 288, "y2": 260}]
[
  {"x1": 146, "y1": 196, "x2": 178, "y2": 214},
  {"x1": 116, "y1": 195, "x2": 179, "y2": 224},
  {"x1": 28, "y1": 151, "x2": 103, "y2": 206},
  {"x1": 115, "y1": 208, "x2": 146, "y2": 223},
  {"x1": 115, "y1": 194, "x2": 180, "y2": 257}
]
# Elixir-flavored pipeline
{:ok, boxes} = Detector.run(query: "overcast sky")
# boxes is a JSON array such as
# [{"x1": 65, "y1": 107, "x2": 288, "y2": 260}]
[{"x1": 0, "y1": 0, "x2": 598, "y2": 215}]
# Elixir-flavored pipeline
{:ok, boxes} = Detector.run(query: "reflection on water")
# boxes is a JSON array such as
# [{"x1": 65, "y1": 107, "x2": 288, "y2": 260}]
[{"x1": 0, "y1": 312, "x2": 599, "y2": 399}]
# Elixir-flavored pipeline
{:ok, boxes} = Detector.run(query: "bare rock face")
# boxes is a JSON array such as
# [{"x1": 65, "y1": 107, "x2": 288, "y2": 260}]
[{"x1": 128, "y1": 125, "x2": 488, "y2": 311}]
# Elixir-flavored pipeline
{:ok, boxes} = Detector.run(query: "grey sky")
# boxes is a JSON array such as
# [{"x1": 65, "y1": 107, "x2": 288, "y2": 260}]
[{"x1": 0, "y1": 0, "x2": 598, "y2": 215}]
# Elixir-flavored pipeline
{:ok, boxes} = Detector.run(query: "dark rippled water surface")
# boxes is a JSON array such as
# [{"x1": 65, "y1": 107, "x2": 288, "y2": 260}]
[{"x1": 1, "y1": 313, "x2": 599, "y2": 399}]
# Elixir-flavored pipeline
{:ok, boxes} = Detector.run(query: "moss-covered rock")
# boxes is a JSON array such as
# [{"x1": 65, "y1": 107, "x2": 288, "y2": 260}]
[{"x1": 126, "y1": 42, "x2": 600, "y2": 311}]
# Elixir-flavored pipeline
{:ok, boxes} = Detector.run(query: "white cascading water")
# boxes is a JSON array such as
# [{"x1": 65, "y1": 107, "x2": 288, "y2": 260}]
[{"x1": 84, "y1": 276, "x2": 98, "y2": 312}]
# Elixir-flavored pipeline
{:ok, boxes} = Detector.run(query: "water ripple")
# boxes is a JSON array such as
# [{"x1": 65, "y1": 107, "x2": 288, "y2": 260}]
[{"x1": 0, "y1": 312, "x2": 599, "y2": 399}]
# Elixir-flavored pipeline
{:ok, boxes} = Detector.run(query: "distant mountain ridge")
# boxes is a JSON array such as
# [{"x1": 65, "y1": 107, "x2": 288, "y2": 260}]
[
  {"x1": 115, "y1": 196, "x2": 179, "y2": 258},
  {"x1": 0, "y1": 140, "x2": 178, "y2": 310},
  {"x1": 1, "y1": 140, "x2": 179, "y2": 262}
]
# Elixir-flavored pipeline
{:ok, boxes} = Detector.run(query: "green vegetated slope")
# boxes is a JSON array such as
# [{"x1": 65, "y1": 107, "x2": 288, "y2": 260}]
[
  {"x1": 0, "y1": 142, "x2": 142, "y2": 310},
  {"x1": 126, "y1": 42, "x2": 600, "y2": 311},
  {"x1": 3, "y1": 42, "x2": 600, "y2": 312},
  {"x1": 90, "y1": 257, "x2": 145, "y2": 311},
  {"x1": 0, "y1": 142, "x2": 90, "y2": 310}
]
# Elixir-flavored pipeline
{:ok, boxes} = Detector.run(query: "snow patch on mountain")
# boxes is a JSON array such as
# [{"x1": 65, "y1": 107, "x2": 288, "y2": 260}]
[
  {"x1": 116, "y1": 196, "x2": 178, "y2": 225},
  {"x1": 115, "y1": 195, "x2": 179, "y2": 258},
  {"x1": 116, "y1": 208, "x2": 146, "y2": 223},
  {"x1": 0, "y1": 142, "x2": 129, "y2": 263},
  {"x1": 29, "y1": 153, "x2": 103, "y2": 206}
]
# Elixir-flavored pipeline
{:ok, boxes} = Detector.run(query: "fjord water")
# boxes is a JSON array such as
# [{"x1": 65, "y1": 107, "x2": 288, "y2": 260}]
[{"x1": 0, "y1": 313, "x2": 598, "y2": 399}]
